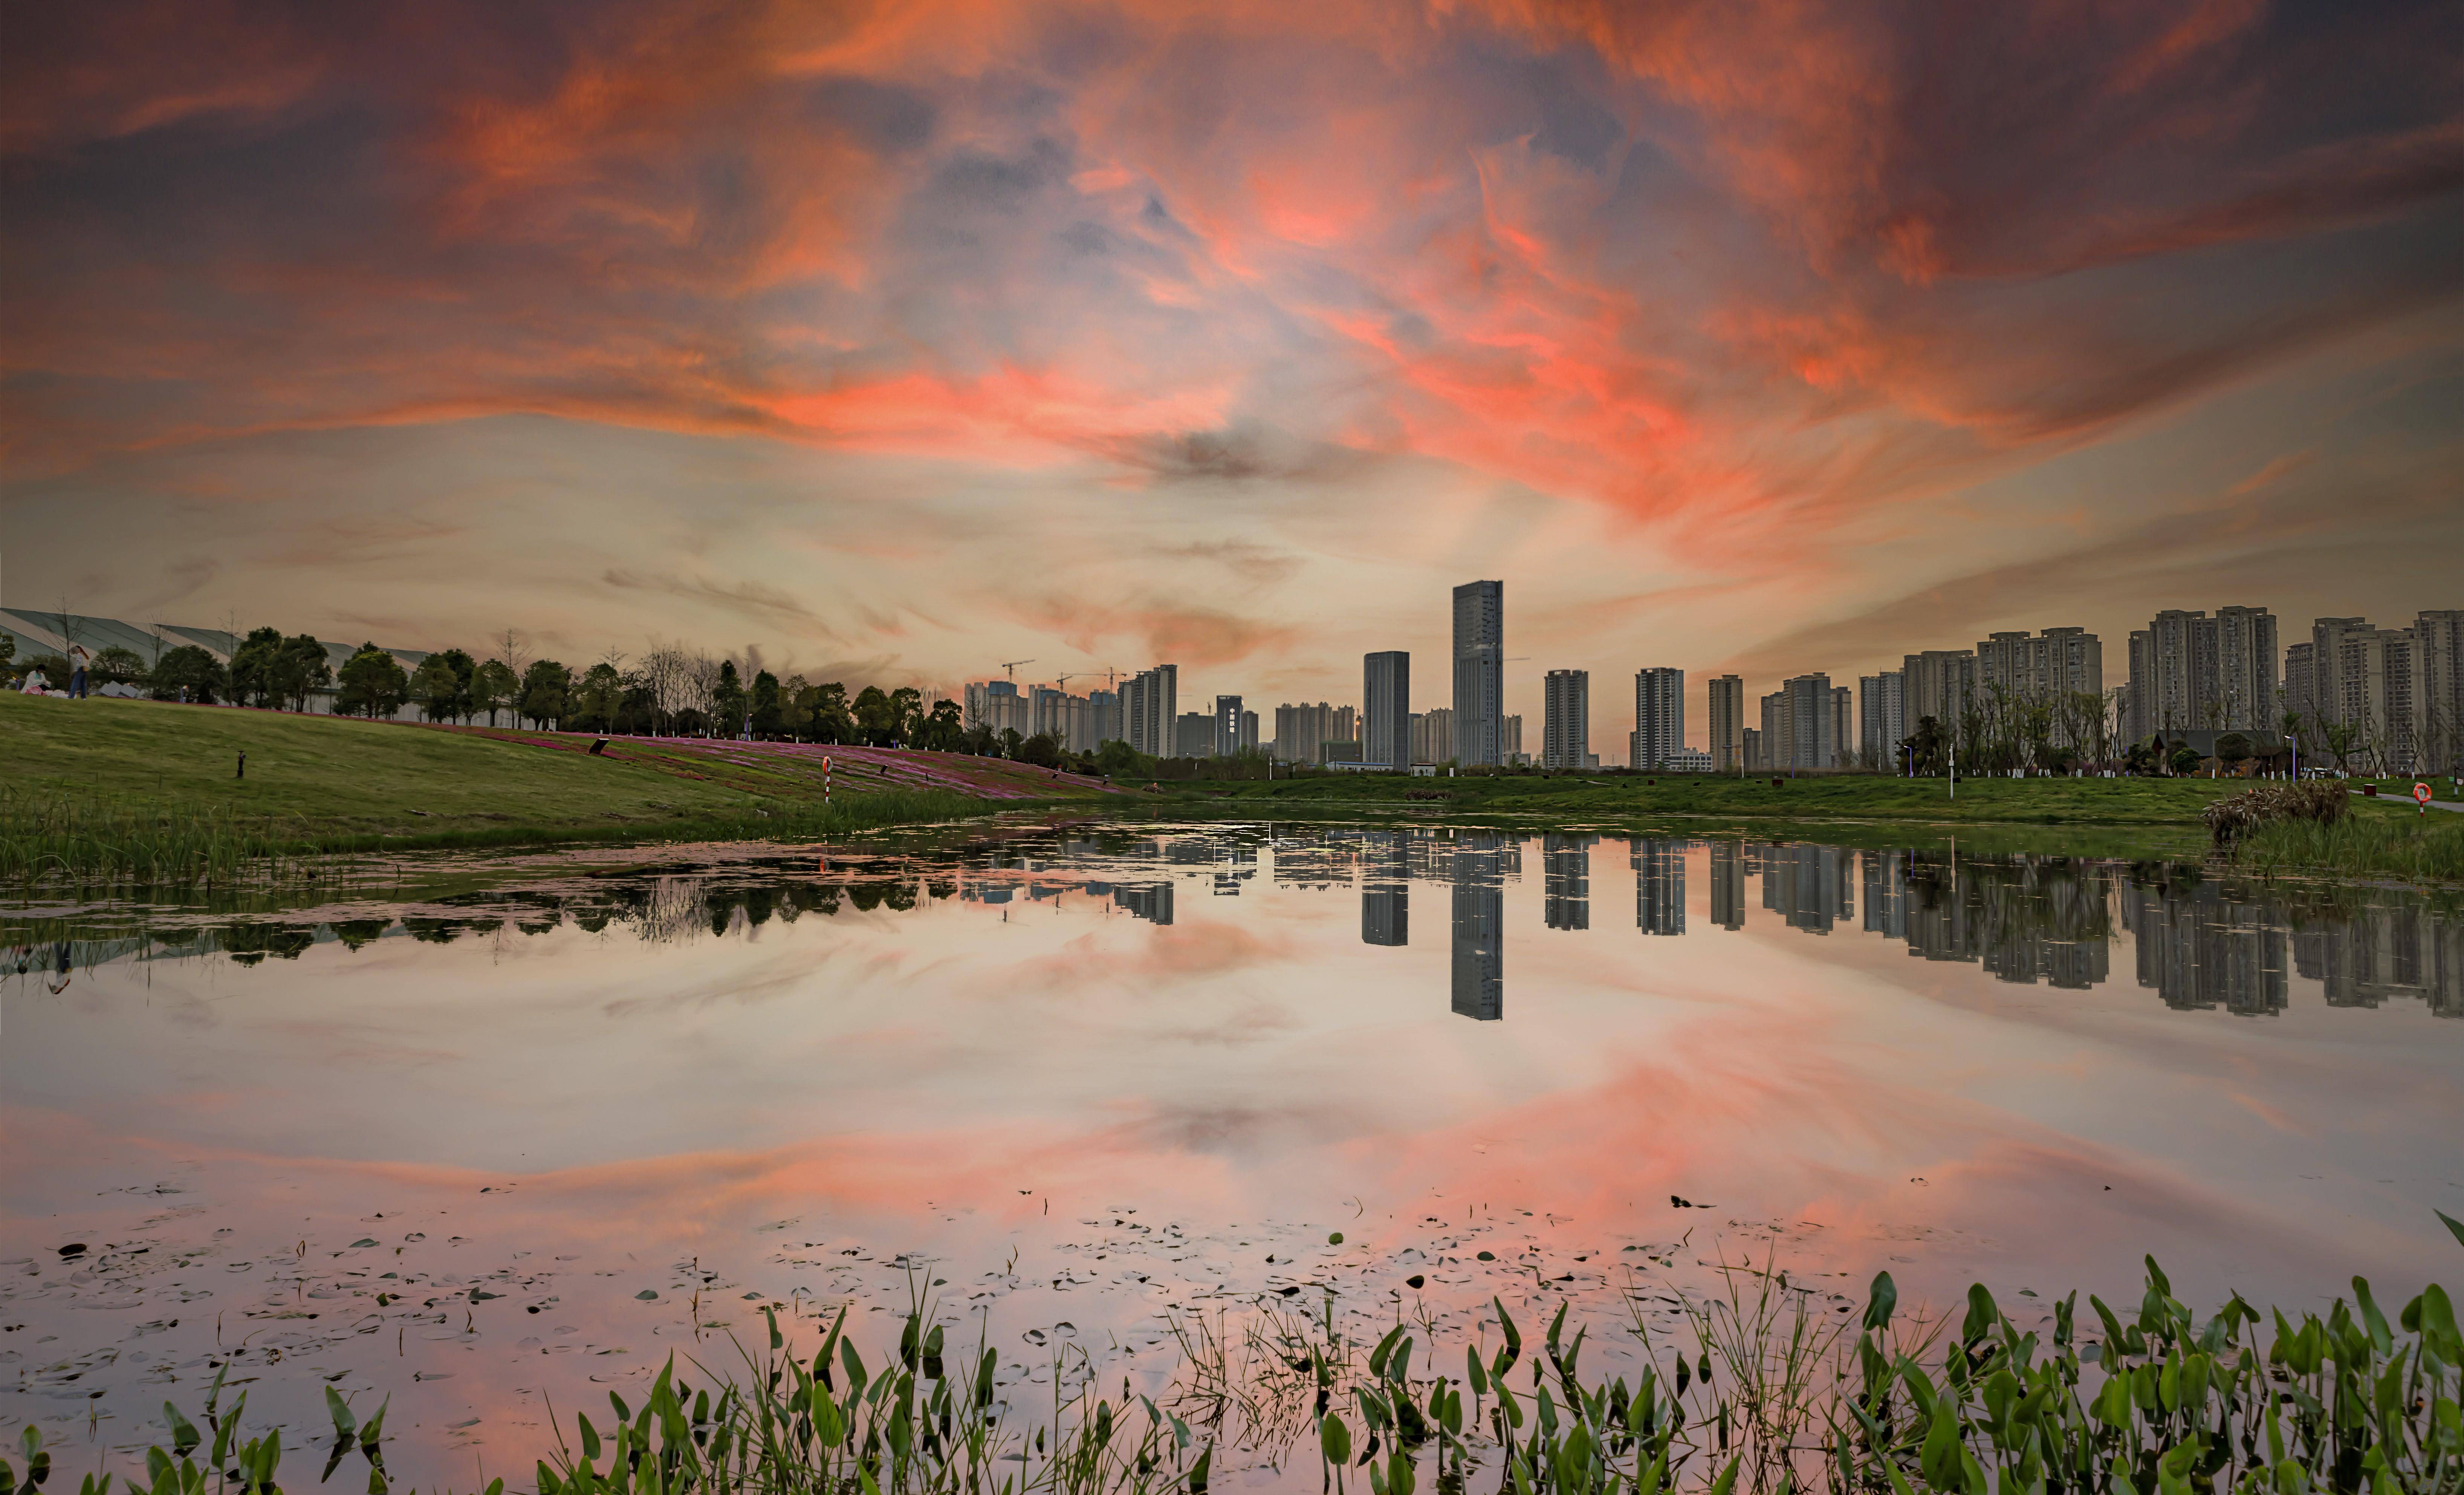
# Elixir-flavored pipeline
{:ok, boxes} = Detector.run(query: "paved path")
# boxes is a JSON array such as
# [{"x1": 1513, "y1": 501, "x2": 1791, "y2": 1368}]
[{"x1": 2352, "y1": 789, "x2": 2464, "y2": 813}]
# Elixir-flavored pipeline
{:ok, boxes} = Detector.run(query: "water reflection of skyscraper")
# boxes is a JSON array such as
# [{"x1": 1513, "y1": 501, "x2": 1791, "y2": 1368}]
[
  {"x1": 1542, "y1": 833, "x2": 1595, "y2": 931},
  {"x1": 2293, "y1": 904, "x2": 2464, "y2": 1015},
  {"x1": 1754, "y1": 844, "x2": 1851, "y2": 933},
  {"x1": 1361, "y1": 830, "x2": 1408, "y2": 947},
  {"x1": 1866, "y1": 850, "x2": 2110, "y2": 990},
  {"x1": 1631, "y1": 839, "x2": 1684, "y2": 934},
  {"x1": 1451, "y1": 833, "x2": 1505, "y2": 1020},
  {"x1": 1709, "y1": 841, "x2": 1745, "y2": 931}
]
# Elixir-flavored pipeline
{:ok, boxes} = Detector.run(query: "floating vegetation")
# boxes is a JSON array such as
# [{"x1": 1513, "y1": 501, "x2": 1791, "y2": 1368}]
[{"x1": 20, "y1": 1237, "x2": 2461, "y2": 1495}]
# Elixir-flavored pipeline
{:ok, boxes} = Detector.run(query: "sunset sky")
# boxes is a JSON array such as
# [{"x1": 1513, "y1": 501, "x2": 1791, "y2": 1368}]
[{"x1": 5, "y1": 0, "x2": 2461, "y2": 741}]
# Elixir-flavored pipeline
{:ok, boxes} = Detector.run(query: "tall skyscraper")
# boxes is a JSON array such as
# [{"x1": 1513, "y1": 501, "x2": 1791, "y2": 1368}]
[
  {"x1": 1363, "y1": 651, "x2": 1410, "y2": 769},
  {"x1": 1859, "y1": 672, "x2": 1905, "y2": 765},
  {"x1": 1178, "y1": 711, "x2": 1214, "y2": 755},
  {"x1": 1120, "y1": 665, "x2": 1177, "y2": 756},
  {"x1": 1411, "y1": 707, "x2": 1455, "y2": 764},
  {"x1": 1707, "y1": 674, "x2": 1745, "y2": 772},
  {"x1": 1831, "y1": 685, "x2": 1852, "y2": 767},
  {"x1": 1501, "y1": 714, "x2": 1523, "y2": 760},
  {"x1": 1452, "y1": 581, "x2": 1504, "y2": 766},
  {"x1": 1542, "y1": 669, "x2": 1590, "y2": 769},
  {"x1": 1630, "y1": 667, "x2": 1683, "y2": 770},
  {"x1": 1213, "y1": 695, "x2": 1244, "y2": 758}
]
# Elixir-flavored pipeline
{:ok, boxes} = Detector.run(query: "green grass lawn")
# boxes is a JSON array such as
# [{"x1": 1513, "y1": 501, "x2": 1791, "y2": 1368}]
[{"x1": 0, "y1": 692, "x2": 1095, "y2": 856}]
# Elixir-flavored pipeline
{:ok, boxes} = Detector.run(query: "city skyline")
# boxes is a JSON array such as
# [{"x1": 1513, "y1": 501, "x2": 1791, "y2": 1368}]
[{"x1": 6, "y1": 3, "x2": 2461, "y2": 757}]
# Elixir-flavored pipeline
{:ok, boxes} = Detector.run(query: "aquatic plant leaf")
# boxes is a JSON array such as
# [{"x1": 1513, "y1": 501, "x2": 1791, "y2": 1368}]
[
  {"x1": 1320, "y1": 1414, "x2": 1351, "y2": 1467},
  {"x1": 1864, "y1": 1273, "x2": 1897, "y2": 1331}
]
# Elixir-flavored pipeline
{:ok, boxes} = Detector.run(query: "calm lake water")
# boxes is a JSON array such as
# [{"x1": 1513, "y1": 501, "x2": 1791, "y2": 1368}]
[{"x1": 5, "y1": 823, "x2": 2462, "y2": 1485}]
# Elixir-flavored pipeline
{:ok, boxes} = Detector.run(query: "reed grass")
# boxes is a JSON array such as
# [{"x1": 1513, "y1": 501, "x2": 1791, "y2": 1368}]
[
  {"x1": 27, "y1": 1239, "x2": 2460, "y2": 1495},
  {"x1": 2238, "y1": 810, "x2": 2464, "y2": 885}
]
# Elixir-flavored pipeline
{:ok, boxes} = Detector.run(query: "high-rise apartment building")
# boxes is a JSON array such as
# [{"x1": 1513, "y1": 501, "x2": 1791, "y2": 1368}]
[
  {"x1": 1757, "y1": 688, "x2": 1787, "y2": 770},
  {"x1": 1757, "y1": 675, "x2": 1838, "y2": 769},
  {"x1": 1978, "y1": 627, "x2": 2105, "y2": 703},
  {"x1": 1501, "y1": 714, "x2": 1523, "y2": 761},
  {"x1": 1120, "y1": 665, "x2": 1178, "y2": 756},
  {"x1": 1859, "y1": 672, "x2": 1905, "y2": 764},
  {"x1": 1542, "y1": 669, "x2": 1590, "y2": 769},
  {"x1": 1177, "y1": 711, "x2": 1214, "y2": 756},
  {"x1": 2417, "y1": 611, "x2": 2464, "y2": 774},
  {"x1": 1831, "y1": 685, "x2": 1852, "y2": 767},
  {"x1": 2131, "y1": 606, "x2": 2272, "y2": 738},
  {"x1": 1273, "y1": 701, "x2": 1353, "y2": 763},
  {"x1": 2213, "y1": 607, "x2": 2278, "y2": 731},
  {"x1": 1363, "y1": 651, "x2": 1410, "y2": 769},
  {"x1": 1902, "y1": 650, "x2": 1977, "y2": 731},
  {"x1": 1741, "y1": 727, "x2": 1762, "y2": 772},
  {"x1": 1707, "y1": 674, "x2": 1745, "y2": 772},
  {"x1": 963, "y1": 680, "x2": 1030, "y2": 739},
  {"x1": 1411, "y1": 707, "x2": 1455, "y2": 765},
  {"x1": 1213, "y1": 695, "x2": 1245, "y2": 758},
  {"x1": 1630, "y1": 667, "x2": 1683, "y2": 770},
  {"x1": 1452, "y1": 580, "x2": 1504, "y2": 766}
]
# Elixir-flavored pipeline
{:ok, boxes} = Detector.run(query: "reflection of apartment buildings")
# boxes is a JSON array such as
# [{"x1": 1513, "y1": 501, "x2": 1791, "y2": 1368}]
[
  {"x1": 2122, "y1": 879, "x2": 2287, "y2": 1015},
  {"x1": 1709, "y1": 841, "x2": 1746, "y2": 930},
  {"x1": 1860, "y1": 849, "x2": 1907, "y2": 940},
  {"x1": 1755, "y1": 843, "x2": 1851, "y2": 933},
  {"x1": 1360, "y1": 830, "x2": 1408, "y2": 946},
  {"x1": 1542, "y1": 833, "x2": 1595, "y2": 930},
  {"x1": 1450, "y1": 833, "x2": 1506, "y2": 1020},
  {"x1": 2294, "y1": 906, "x2": 2464, "y2": 1016},
  {"x1": 1871, "y1": 851, "x2": 2110, "y2": 989},
  {"x1": 1632, "y1": 839, "x2": 1684, "y2": 935}
]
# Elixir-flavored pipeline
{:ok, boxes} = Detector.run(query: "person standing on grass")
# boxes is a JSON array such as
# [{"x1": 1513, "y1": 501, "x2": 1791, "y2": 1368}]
[{"x1": 66, "y1": 644, "x2": 89, "y2": 699}]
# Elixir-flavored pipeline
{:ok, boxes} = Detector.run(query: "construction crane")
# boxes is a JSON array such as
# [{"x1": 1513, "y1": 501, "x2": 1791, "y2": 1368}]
[{"x1": 999, "y1": 658, "x2": 1035, "y2": 682}]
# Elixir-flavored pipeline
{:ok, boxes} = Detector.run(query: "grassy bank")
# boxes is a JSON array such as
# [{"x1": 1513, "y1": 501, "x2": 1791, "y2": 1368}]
[
  {"x1": 1162, "y1": 772, "x2": 2258, "y2": 826},
  {"x1": 2241, "y1": 809, "x2": 2464, "y2": 884},
  {"x1": 0, "y1": 692, "x2": 1104, "y2": 886},
  {"x1": 32, "y1": 1244, "x2": 2464, "y2": 1495}
]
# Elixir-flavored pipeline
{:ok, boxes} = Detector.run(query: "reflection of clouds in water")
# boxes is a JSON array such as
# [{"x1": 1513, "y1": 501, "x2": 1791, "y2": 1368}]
[{"x1": 4, "y1": 827, "x2": 2462, "y2": 1489}]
